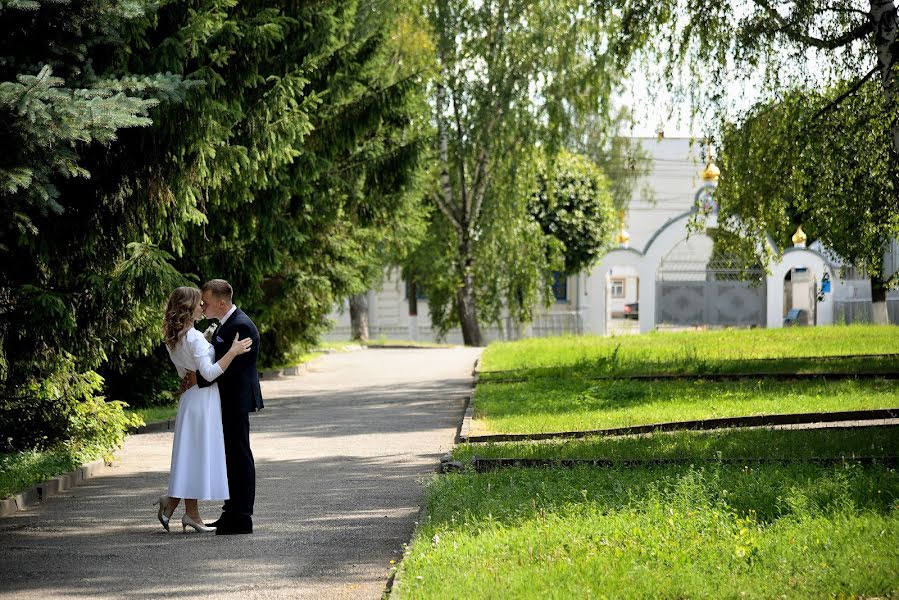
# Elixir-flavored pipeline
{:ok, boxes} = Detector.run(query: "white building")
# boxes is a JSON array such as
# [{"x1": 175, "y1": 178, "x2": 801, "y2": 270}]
[{"x1": 324, "y1": 137, "x2": 898, "y2": 342}]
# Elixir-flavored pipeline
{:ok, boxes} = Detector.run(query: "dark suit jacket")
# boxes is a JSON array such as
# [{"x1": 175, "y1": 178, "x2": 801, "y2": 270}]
[{"x1": 197, "y1": 307, "x2": 264, "y2": 414}]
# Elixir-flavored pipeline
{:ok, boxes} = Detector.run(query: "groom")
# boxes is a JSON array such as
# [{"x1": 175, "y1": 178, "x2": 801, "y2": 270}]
[{"x1": 192, "y1": 279, "x2": 264, "y2": 535}]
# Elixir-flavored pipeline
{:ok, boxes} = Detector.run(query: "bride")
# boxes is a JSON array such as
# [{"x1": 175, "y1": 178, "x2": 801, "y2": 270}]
[{"x1": 154, "y1": 286, "x2": 252, "y2": 533}]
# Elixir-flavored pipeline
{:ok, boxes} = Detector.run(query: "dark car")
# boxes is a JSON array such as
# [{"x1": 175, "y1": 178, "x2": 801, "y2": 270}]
[
  {"x1": 783, "y1": 308, "x2": 808, "y2": 326},
  {"x1": 623, "y1": 302, "x2": 639, "y2": 320}
]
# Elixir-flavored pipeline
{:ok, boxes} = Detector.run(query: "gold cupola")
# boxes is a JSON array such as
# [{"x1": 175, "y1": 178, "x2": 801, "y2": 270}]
[
  {"x1": 701, "y1": 144, "x2": 720, "y2": 182},
  {"x1": 792, "y1": 225, "x2": 807, "y2": 248},
  {"x1": 615, "y1": 210, "x2": 630, "y2": 247}
]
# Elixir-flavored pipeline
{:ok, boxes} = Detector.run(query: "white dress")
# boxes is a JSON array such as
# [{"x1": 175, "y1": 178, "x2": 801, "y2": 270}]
[{"x1": 165, "y1": 328, "x2": 229, "y2": 500}]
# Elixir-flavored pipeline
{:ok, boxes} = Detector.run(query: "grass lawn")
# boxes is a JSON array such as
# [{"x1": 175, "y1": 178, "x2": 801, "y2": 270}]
[
  {"x1": 0, "y1": 449, "x2": 83, "y2": 499},
  {"x1": 394, "y1": 463, "x2": 899, "y2": 599},
  {"x1": 479, "y1": 325, "x2": 899, "y2": 379},
  {"x1": 125, "y1": 404, "x2": 177, "y2": 425},
  {"x1": 454, "y1": 426, "x2": 899, "y2": 463},
  {"x1": 472, "y1": 377, "x2": 899, "y2": 435}
]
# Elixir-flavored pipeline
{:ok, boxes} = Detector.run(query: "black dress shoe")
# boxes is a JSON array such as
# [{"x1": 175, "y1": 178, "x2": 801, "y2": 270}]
[
  {"x1": 206, "y1": 515, "x2": 229, "y2": 529},
  {"x1": 215, "y1": 517, "x2": 252, "y2": 535}
]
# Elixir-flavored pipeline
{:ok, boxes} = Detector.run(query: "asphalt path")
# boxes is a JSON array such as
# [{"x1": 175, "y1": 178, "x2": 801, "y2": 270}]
[{"x1": 0, "y1": 346, "x2": 481, "y2": 599}]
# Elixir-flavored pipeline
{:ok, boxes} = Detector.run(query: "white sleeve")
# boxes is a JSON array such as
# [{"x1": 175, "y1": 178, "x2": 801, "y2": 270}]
[
  {"x1": 167, "y1": 346, "x2": 188, "y2": 379},
  {"x1": 187, "y1": 329, "x2": 224, "y2": 381}
]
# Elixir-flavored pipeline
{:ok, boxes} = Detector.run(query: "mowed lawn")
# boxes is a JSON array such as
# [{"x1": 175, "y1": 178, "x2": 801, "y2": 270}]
[
  {"x1": 453, "y1": 425, "x2": 899, "y2": 462},
  {"x1": 393, "y1": 328, "x2": 899, "y2": 598},
  {"x1": 395, "y1": 462, "x2": 899, "y2": 599},
  {"x1": 472, "y1": 377, "x2": 899, "y2": 434},
  {"x1": 478, "y1": 325, "x2": 899, "y2": 379}
]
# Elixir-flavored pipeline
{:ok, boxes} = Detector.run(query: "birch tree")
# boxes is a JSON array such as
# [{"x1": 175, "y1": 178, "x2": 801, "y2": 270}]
[{"x1": 426, "y1": 0, "x2": 623, "y2": 345}]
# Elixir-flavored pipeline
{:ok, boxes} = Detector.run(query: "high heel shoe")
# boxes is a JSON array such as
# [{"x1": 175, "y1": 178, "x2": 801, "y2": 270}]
[
  {"x1": 154, "y1": 495, "x2": 172, "y2": 532},
  {"x1": 182, "y1": 514, "x2": 215, "y2": 533}
]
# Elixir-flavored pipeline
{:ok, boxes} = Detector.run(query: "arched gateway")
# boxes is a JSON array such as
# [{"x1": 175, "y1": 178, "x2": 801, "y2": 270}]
[{"x1": 583, "y1": 210, "x2": 835, "y2": 335}]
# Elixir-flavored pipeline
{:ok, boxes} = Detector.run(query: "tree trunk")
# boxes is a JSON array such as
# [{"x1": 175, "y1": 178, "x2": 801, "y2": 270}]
[
  {"x1": 349, "y1": 293, "x2": 369, "y2": 342},
  {"x1": 871, "y1": 1, "x2": 899, "y2": 155},
  {"x1": 871, "y1": 276, "x2": 890, "y2": 324},
  {"x1": 456, "y1": 236, "x2": 483, "y2": 346}
]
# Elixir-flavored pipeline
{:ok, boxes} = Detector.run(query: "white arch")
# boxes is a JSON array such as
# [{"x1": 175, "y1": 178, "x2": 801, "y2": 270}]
[
  {"x1": 767, "y1": 247, "x2": 835, "y2": 327},
  {"x1": 584, "y1": 248, "x2": 643, "y2": 335},
  {"x1": 587, "y1": 207, "x2": 804, "y2": 334}
]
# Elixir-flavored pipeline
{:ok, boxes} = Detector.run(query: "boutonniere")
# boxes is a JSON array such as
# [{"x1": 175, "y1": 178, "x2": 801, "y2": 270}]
[{"x1": 203, "y1": 323, "x2": 218, "y2": 342}]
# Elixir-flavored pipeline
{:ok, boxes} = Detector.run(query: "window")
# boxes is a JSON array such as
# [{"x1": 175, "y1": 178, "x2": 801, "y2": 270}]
[
  {"x1": 551, "y1": 272, "x2": 568, "y2": 302},
  {"x1": 610, "y1": 278, "x2": 626, "y2": 298}
]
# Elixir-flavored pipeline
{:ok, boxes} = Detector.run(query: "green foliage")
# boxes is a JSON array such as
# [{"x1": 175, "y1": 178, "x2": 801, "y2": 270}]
[
  {"x1": 0, "y1": 353, "x2": 140, "y2": 455},
  {"x1": 113, "y1": 0, "x2": 433, "y2": 366},
  {"x1": 1, "y1": 1, "x2": 432, "y2": 442},
  {"x1": 715, "y1": 80, "x2": 899, "y2": 290},
  {"x1": 0, "y1": 449, "x2": 81, "y2": 499},
  {"x1": 528, "y1": 150, "x2": 617, "y2": 275},
  {"x1": 419, "y1": 0, "x2": 627, "y2": 344}
]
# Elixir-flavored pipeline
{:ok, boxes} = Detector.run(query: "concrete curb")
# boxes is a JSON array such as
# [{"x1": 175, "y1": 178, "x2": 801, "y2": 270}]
[
  {"x1": 129, "y1": 419, "x2": 175, "y2": 435},
  {"x1": 0, "y1": 459, "x2": 109, "y2": 518},
  {"x1": 457, "y1": 396, "x2": 474, "y2": 443}
]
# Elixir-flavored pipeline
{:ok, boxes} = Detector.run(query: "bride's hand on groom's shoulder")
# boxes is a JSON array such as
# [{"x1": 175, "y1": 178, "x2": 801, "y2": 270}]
[{"x1": 228, "y1": 333, "x2": 253, "y2": 357}]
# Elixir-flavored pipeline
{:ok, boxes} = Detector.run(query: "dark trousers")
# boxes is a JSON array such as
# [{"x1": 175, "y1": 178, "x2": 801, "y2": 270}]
[{"x1": 221, "y1": 408, "x2": 255, "y2": 517}]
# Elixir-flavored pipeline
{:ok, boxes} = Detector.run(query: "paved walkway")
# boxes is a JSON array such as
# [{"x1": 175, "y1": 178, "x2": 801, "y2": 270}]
[{"x1": 0, "y1": 347, "x2": 481, "y2": 599}]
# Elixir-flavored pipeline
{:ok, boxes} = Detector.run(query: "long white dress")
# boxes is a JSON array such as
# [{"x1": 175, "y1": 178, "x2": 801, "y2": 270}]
[{"x1": 165, "y1": 328, "x2": 229, "y2": 500}]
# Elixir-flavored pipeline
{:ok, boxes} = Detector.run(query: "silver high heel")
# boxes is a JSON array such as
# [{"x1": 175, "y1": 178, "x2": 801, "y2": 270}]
[
  {"x1": 182, "y1": 514, "x2": 215, "y2": 533},
  {"x1": 154, "y1": 495, "x2": 172, "y2": 532}
]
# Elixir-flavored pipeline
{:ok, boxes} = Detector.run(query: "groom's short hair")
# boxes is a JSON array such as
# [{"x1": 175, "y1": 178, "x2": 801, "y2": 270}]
[{"x1": 202, "y1": 279, "x2": 233, "y2": 302}]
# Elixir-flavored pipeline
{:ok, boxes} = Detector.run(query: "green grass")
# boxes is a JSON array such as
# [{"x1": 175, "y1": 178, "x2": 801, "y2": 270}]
[
  {"x1": 125, "y1": 405, "x2": 177, "y2": 425},
  {"x1": 473, "y1": 377, "x2": 899, "y2": 434},
  {"x1": 453, "y1": 426, "x2": 899, "y2": 463},
  {"x1": 394, "y1": 463, "x2": 899, "y2": 599},
  {"x1": 0, "y1": 449, "x2": 83, "y2": 499},
  {"x1": 260, "y1": 351, "x2": 323, "y2": 371},
  {"x1": 479, "y1": 325, "x2": 899, "y2": 379}
]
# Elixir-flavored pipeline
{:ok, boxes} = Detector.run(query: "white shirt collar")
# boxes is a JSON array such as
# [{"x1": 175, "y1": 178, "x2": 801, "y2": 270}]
[{"x1": 219, "y1": 305, "x2": 238, "y2": 326}]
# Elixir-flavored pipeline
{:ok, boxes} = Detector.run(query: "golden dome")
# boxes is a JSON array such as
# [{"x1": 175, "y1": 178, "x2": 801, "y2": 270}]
[
  {"x1": 701, "y1": 160, "x2": 720, "y2": 182},
  {"x1": 791, "y1": 225, "x2": 807, "y2": 247},
  {"x1": 615, "y1": 209, "x2": 630, "y2": 246}
]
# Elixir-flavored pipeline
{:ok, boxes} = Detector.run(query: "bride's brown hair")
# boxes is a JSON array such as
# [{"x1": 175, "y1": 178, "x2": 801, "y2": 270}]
[{"x1": 163, "y1": 287, "x2": 201, "y2": 350}]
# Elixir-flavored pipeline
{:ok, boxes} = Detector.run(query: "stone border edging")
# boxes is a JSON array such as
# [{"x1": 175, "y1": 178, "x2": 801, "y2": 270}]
[
  {"x1": 461, "y1": 408, "x2": 899, "y2": 444},
  {"x1": 129, "y1": 419, "x2": 175, "y2": 435},
  {"x1": 0, "y1": 459, "x2": 109, "y2": 518},
  {"x1": 456, "y1": 396, "x2": 474, "y2": 444},
  {"x1": 470, "y1": 454, "x2": 899, "y2": 473}
]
